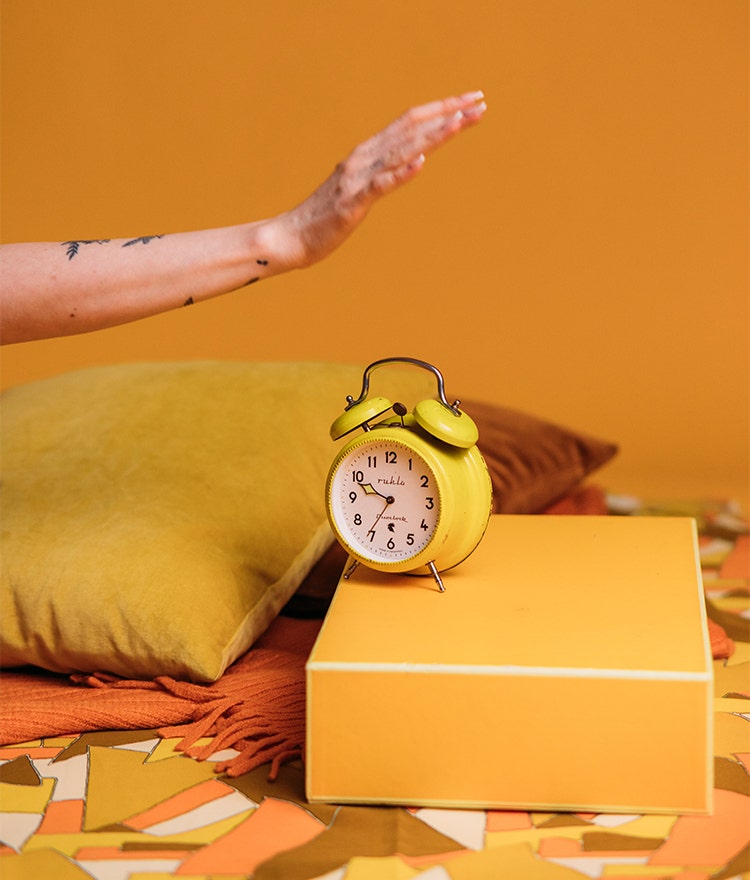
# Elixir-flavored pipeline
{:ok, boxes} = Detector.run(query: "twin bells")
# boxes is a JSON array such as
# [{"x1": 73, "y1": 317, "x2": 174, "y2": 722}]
[{"x1": 329, "y1": 356, "x2": 479, "y2": 448}]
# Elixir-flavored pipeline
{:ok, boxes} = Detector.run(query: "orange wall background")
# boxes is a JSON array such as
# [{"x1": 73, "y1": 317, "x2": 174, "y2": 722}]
[{"x1": 1, "y1": 0, "x2": 748, "y2": 509}]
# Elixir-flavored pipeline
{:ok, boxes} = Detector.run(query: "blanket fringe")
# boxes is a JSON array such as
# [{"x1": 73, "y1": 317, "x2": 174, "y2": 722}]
[
  {"x1": 70, "y1": 646, "x2": 309, "y2": 779},
  {"x1": 154, "y1": 649, "x2": 307, "y2": 778}
]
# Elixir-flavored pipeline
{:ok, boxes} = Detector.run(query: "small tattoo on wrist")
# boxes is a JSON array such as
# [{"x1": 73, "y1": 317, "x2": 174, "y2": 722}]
[
  {"x1": 243, "y1": 277, "x2": 260, "y2": 287},
  {"x1": 256, "y1": 259, "x2": 268, "y2": 266},
  {"x1": 183, "y1": 297, "x2": 195, "y2": 306}
]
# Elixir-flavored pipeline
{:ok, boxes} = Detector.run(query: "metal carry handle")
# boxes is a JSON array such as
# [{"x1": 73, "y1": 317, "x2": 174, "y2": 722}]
[{"x1": 344, "y1": 356, "x2": 461, "y2": 415}]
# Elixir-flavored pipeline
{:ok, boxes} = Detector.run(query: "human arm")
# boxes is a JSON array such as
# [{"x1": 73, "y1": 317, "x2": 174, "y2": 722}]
[{"x1": 0, "y1": 91, "x2": 486, "y2": 345}]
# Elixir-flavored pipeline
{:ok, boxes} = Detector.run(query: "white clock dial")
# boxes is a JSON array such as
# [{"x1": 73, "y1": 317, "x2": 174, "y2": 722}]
[{"x1": 330, "y1": 437, "x2": 441, "y2": 562}]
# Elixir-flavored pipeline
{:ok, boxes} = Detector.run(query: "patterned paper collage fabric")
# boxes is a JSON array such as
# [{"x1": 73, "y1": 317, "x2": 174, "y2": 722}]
[{"x1": 0, "y1": 497, "x2": 748, "y2": 880}]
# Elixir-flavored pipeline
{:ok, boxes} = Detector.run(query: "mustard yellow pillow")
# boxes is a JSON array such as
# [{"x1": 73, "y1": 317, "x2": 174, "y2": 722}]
[{"x1": 0, "y1": 361, "x2": 435, "y2": 681}]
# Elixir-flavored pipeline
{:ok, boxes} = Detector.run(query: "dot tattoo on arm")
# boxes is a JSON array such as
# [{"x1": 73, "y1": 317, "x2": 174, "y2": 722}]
[{"x1": 183, "y1": 297, "x2": 195, "y2": 306}]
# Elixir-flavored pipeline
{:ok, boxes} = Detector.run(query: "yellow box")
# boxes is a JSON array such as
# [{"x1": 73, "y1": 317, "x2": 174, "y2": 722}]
[{"x1": 306, "y1": 515, "x2": 713, "y2": 813}]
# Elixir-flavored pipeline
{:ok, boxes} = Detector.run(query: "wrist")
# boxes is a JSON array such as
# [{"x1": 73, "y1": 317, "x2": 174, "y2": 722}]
[{"x1": 246, "y1": 213, "x2": 308, "y2": 277}]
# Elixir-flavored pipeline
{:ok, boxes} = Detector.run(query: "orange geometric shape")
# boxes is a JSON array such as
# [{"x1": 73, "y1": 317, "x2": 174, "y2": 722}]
[
  {"x1": 0, "y1": 748, "x2": 62, "y2": 761},
  {"x1": 36, "y1": 799, "x2": 84, "y2": 834},
  {"x1": 123, "y1": 778, "x2": 235, "y2": 830},
  {"x1": 74, "y1": 846, "x2": 192, "y2": 860},
  {"x1": 649, "y1": 788, "x2": 750, "y2": 866},
  {"x1": 175, "y1": 797, "x2": 325, "y2": 875},
  {"x1": 720, "y1": 535, "x2": 749, "y2": 579},
  {"x1": 537, "y1": 838, "x2": 583, "y2": 857},
  {"x1": 486, "y1": 810, "x2": 533, "y2": 832}
]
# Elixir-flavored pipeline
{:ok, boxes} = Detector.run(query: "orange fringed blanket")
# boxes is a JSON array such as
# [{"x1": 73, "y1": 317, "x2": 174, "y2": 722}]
[{"x1": 0, "y1": 616, "x2": 321, "y2": 778}]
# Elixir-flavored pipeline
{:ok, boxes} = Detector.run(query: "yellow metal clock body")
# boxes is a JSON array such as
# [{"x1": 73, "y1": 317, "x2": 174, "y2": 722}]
[{"x1": 324, "y1": 358, "x2": 493, "y2": 589}]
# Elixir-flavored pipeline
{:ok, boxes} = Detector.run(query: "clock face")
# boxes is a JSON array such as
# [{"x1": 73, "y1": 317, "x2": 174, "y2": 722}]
[{"x1": 329, "y1": 437, "x2": 441, "y2": 563}]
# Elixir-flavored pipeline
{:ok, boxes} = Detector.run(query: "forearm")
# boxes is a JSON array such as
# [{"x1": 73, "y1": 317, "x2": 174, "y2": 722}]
[
  {"x1": 0, "y1": 221, "x2": 286, "y2": 344},
  {"x1": 1, "y1": 91, "x2": 486, "y2": 345}
]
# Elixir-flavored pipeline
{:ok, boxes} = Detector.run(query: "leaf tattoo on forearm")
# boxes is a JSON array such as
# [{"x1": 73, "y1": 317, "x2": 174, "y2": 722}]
[
  {"x1": 122, "y1": 235, "x2": 164, "y2": 247},
  {"x1": 61, "y1": 235, "x2": 164, "y2": 260},
  {"x1": 61, "y1": 240, "x2": 111, "y2": 260}
]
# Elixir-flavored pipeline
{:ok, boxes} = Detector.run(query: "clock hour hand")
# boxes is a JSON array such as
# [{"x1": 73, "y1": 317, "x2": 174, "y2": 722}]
[{"x1": 358, "y1": 482, "x2": 394, "y2": 503}]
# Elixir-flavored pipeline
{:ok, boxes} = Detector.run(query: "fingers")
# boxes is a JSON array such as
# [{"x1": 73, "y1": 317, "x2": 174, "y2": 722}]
[
  {"x1": 368, "y1": 152, "x2": 426, "y2": 198},
  {"x1": 398, "y1": 91, "x2": 487, "y2": 149},
  {"x1": 359, "y1": 91, "x2": 486, "y2": 182},
  {"x1": 339, "y1": 91, "x2": 486, "y2": 202},
  {"x1": 407, "y1": 90, "x2": 487, "y2": 124}
]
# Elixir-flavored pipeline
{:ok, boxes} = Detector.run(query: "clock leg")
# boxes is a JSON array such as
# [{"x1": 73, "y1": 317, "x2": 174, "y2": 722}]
[
  {"x1": 343, "y1": 558, "x2": 360, "y2": 580},
  {"x1": 427, "y1": 560, "x2": 446, "y2": 593}
]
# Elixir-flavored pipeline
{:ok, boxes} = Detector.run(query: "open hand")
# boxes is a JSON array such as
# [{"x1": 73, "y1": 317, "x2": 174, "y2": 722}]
[{"x1": 273, "y1": 91, "x2": 487, "y2": 269}]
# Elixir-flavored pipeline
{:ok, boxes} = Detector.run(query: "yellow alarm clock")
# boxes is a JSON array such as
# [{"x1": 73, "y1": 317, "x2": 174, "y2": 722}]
[{"x1": 325, "y1": 357, "x2": 493, "y2": 591}]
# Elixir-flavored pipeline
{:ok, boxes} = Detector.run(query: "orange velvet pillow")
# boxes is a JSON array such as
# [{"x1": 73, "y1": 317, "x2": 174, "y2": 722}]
[{"x1": 463, "y1": 398, "x2": 618, "y2": 514}]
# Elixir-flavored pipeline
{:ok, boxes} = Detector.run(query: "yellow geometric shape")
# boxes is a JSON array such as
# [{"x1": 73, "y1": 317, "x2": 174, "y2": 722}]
[
  {"x1": 714, "y1": 712, "x2": 750, "y2": 761},
  {"x1": 599, "y1": 867, "x2": 685, "y2": 876},
  {"x1": 0, "y1": 778, "x2": 54, "y2": 813},
  {"x1": 726, "y1": 643, "x2": 750, "y2": 666},
  {"x1": 22, "y1": 831, "x2": 148, "y2": 858},
  {"x1": 592, "y1": 813, "x2": 678, "y2": 841},
  {"x1": 484, "y1": 813, "x2": 680, "y2": 856},
  {"x1": 485, "y1": 825, "x2": 588, "y2": 852},
  {"x1": 713, "y1": 659, "x2": 750, "y2": 694},
  {"x1": 343, "y1": 855, "x2": 420, "y2": 879},
  {"x1": 19, "y1": 815, "x2": 251, "y2": 859},
  {"x1": 0, "y1": 848, "x2": 93, "y2": 880},
  {"x1": 127, "y1": 875, "x2": 247, "y2": 880},
  {"x1": 712, "y1": 596, "x2": 750, "y2": 613},
  {"x1": 84, "y1": 746, "x2": 217, "y2": 831},
  {"x1": 715, "y1": 697, "x2": 750, "y2": 714},
  {"x1": 128, "y1": 875, "x2": 248, "y2": 880},
  {"x1": 447, "y1": 841, "x2": 586, "y2": 878},
  {"x1": 147, "y1": 738, "x2": 215, "y2": 763}
]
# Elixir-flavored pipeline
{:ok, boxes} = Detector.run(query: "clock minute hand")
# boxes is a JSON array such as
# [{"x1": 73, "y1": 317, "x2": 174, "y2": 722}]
[
  {"x1": 360, "y1": 486, "x2": 396, "y2": 536},
  {"x1": 367, "y1": 503, "x2": 389, "y2": 537}
]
